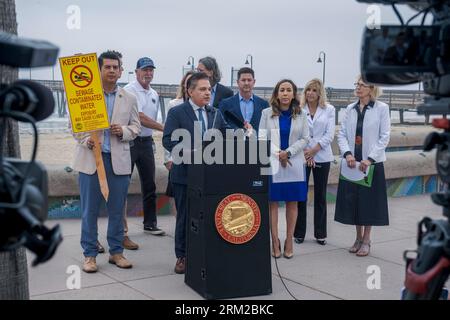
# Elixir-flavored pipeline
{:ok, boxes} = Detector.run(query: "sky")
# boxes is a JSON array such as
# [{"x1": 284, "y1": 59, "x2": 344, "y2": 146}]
[{"x1": 15, "y1": 0, "x2": 426, "y2": 89}]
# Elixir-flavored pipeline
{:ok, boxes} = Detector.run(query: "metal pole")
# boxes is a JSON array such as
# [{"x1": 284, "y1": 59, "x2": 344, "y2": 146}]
[
  {"x1": 317, "y1": 51, "x2": 326, "y2": 86},
  {"x1": 230, "y1": 67, "x2": 233, "y2": 87}
]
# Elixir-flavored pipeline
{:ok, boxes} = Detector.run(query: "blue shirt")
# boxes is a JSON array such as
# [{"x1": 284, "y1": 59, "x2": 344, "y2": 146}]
[
  {"x1": 239, "y1": 94, "x2": 254, "y2": 123},
  {"x1": 102, "y1": 88, "x2": 118, "y2": 153},
  {"x1": 209, "y1": 84, "x2": 217, "y2": 107}
]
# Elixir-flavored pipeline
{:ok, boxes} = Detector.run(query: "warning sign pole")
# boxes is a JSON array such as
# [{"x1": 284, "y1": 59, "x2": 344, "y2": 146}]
[{"x1": 91, "y1": 131, "x2": 109, "y2": 201}]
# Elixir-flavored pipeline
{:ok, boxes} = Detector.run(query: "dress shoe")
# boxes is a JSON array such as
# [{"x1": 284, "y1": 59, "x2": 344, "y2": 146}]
[
  {"x1": 294, "y1": 237, "x2": 304, "y2": 244},
  {"x1": 283, "y1": 239, "x2": 294, "y2": 259},
  {"x1": 108, "y1": 254, "x2": 133, "y2": 269},
  {"x1": 97, "y1": 241, "x2": 105, "y2": 254},
  {"x1": 316, "y1": 239, "x2": 327, "y2": 246},
  {"x1": 123, "y1": 236, "x2": 139, "y2": 250},
  {"x1": 174, "y1": 257, "x2": 186, "y2": 274},
  {"x1": 82, "y1": 257, "x2": 98, "y2": 273},
  {"x1": 271, "y1": 238, "x2": 281, "y2": 259}
]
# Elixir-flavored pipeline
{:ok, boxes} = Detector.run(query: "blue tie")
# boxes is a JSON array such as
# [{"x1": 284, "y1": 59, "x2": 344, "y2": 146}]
[{"x1": 198, "y1": 108, "x2": 206, "y2": 134}]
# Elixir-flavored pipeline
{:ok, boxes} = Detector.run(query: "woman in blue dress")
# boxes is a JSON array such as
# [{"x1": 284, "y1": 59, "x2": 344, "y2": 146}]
[{"x1": 259, "y1": 79, "x2": 309, "y2": 259}]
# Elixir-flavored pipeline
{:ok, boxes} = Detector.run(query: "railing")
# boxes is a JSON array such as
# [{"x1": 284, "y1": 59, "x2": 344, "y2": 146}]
[{"x1": 36, "y1": 80, "x2": 431, "y2": 123}]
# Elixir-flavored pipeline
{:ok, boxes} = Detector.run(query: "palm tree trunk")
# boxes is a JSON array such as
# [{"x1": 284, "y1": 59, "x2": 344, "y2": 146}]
[{"x1": 0, "y1": 0, "x2": 30, "y2": 300}]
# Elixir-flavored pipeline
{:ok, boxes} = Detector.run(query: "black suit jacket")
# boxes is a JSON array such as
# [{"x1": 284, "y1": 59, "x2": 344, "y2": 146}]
[
  {"x1": 162, "y1": 101, "x2": 228, "y2": 185},
  {"x1": 218, "y1": 93, "x2": 269, "y2": 131},
  {"x1": 212, "y1": 83, "x2": 234, "y2": 108}
]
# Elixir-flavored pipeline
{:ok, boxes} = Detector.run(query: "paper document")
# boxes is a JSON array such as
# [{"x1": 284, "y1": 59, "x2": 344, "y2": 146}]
[
  {"x1": 272, "y1": 154, "x2": 305, "y2": 183},
  {"x1": 339, "y1": 160, "x2": 374, "y2": 187}
]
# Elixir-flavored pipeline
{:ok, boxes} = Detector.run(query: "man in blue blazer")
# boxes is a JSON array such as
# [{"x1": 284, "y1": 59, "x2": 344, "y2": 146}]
[
  {"x1": 219, "y1": 67, "x2": 269, "y2": 132},
  {"x1": 162, "y1": 72, "x2": 228, "y2": 274}
]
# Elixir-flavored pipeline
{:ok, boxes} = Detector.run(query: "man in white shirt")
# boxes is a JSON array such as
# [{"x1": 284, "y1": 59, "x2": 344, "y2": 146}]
[{"x1": 124, "y1": 57, "x2": 165, "y2": 236}]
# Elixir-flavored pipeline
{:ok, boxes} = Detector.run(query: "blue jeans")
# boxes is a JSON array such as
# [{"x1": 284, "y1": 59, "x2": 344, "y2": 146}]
[{"x1": 79, "y1": 153, "x2": 130, "y2": 257}]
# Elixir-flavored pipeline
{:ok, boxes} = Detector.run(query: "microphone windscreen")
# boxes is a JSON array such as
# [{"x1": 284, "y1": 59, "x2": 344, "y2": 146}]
[
  {"x1": 224, "y1": 110, "x2": 245, "y2": 129},
  {"x1": 13, "y1": 80, "x2": 55, "y2": 121}
]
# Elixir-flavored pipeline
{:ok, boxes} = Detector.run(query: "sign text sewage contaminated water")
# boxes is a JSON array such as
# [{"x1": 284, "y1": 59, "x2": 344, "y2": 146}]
[{"x1": 60, "y1": 53, "x2": 109, "y2": 133}]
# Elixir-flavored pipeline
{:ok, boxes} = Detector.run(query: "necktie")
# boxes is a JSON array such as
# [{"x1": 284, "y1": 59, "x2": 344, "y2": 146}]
[{"x1": 198, "y1": 108, "x2": 206, "y2": 135}]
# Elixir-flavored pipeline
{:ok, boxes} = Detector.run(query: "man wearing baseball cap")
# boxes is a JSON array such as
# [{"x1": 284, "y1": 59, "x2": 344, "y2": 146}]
[{"x1": 124, "y1": 57, "x2": 166, "y2": 236}]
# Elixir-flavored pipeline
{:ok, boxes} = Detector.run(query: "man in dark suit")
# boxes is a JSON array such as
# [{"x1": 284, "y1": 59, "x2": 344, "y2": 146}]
[
  {"x1": 219, "y1": 67, "x2": 269, "y2": 132},
  {"x1": 162, "y1": 72, "x2": 228, "y2": 274},
  {"x1": 197, "y1": 56, "x2": 233, "y2": 108}
]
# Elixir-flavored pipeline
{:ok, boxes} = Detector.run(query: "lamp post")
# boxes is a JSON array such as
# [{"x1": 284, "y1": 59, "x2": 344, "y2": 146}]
[
  {"x1": 317, "y1": 51, "x2": 326, "y2": 85},
  {"x1": 128, "y1": 71, "x2": 133, "y2": 83},
  {"x1": 230, "y1": 66, "x2": 239, "y2": 87},
  {"x1": 187, "y1": 56, "x2": 195, "y2": 71},
  {"x1": 245, "y1": 54, "x2": 253, "y2": 69}
]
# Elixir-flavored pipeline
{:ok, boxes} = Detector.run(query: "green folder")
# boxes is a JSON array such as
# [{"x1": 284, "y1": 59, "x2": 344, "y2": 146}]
[{"x1": 339, "y1": 164, "x2": 375, "y2": 187}]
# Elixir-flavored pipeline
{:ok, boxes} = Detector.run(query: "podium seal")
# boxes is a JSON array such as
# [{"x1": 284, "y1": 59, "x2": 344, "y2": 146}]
[{"x1": 215, "y1": 193, "x2": 261, "y2": 244}]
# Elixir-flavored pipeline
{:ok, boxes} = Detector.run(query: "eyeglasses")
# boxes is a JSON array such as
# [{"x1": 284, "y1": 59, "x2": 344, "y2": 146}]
[{"x1": 354, "y1": 82, "x2": 371, "y2": 88}]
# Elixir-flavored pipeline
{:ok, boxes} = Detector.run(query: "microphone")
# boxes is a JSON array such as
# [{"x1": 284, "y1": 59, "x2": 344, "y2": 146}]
[
  {"x1": 224, "y1": 110, "x2": 245, "y2": 129},
  {"x1": 0, "y1": 80, "x2": 55, "y2": 121}
]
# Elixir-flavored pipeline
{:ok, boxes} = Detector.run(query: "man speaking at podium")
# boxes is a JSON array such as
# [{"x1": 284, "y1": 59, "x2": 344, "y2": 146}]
[{"x1": 162, "y1": 72, "x2": 228, "y2": 274}]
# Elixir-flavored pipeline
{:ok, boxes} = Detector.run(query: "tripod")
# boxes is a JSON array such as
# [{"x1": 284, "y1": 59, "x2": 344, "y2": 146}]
[{"x1": 402, "y1": 120, "x2": 450, "y2": 300}]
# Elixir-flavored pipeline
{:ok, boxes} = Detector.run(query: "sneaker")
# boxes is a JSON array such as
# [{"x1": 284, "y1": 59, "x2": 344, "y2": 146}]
[
  {"x1": 174, "y1": 257, "x2": 186, "y2": 274},
  {"x1": 123, "y1": 236, "x2": 139, "y2": 250},
  {"x1": 97, "y1": 241, "x2": 105, "y2": 254},
  {"x1": 82, "y1": 257, "x2": 98, "y2": 273},
  {"x1": 108, "y1": 254, "x2": 133, "y2": 269},
  {"x1": 144, "y1": 225, "x2": 166, "y2": 236}
]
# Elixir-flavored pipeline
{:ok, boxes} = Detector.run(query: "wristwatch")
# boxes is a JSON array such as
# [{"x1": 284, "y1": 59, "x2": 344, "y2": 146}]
[{"x1": 286, "y1": 151, "x2": 292, "y2": 159}]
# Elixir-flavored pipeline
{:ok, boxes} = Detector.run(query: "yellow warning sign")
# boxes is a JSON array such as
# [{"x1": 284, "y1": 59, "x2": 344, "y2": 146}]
[{"x1": 59, "y1": 53, "x2": 109, "y2": 133}]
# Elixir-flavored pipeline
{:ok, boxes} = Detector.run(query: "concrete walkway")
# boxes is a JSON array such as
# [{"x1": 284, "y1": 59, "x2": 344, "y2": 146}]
[{"x1": 27, "y1": 195, "x2": 449, "y2": 300}]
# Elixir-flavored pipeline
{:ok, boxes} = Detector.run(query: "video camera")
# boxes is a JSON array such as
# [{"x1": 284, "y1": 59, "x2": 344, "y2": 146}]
[
  {"x1": 0, "y1": 31, "x2": 62, "y2": 266},
  {"x1": 357, "y1": 0, "x2": 450, "y2": 299}
]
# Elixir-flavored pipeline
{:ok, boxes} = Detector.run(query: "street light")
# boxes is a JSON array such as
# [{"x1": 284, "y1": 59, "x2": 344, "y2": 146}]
[
  {"x1": 187, "y1": 56, "x2": 195, "y2": 71},
  {"x1": 230, "y1": 66, "x2": 239, "y2": 87},
  {"x1": 245, "y1": 54, "x2": 253, "y2": 69},
  {"x1": 128, "y1": 71, "x2": 133, "y2": 83},
  {"x1": 317, "y1": 51, "x2": 326, "y2": 85}
]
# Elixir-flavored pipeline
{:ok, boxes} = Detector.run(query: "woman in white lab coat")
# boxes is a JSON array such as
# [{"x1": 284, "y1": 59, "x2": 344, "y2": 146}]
[
  {"x1": 295, "y1": 79, "x2": 335, "y2": 246},
  {"x1": 334, "y1": 76, "x2": 390, "y2": 257}
]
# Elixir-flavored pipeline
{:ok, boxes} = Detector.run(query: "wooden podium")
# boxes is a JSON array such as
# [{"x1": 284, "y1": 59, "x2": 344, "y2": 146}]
[{"x1": 185, "y1": 138, "x2": 272, "y2": 299}]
